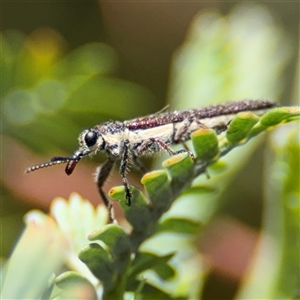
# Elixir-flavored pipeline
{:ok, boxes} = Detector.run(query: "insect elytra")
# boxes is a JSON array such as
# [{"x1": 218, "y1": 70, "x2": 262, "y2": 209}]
[{"x1": 26, "y1": 99, "x2": 276, "y2": 217}]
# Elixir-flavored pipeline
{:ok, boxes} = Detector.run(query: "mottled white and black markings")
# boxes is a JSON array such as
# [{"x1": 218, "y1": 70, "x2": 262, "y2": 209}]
[{"x1": 26, "y1": 99, "x2": 275, "y2": 212}]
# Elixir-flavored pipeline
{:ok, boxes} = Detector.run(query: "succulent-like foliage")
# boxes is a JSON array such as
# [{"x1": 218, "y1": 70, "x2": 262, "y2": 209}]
[{"x1": 57, "y1": 107, "x2": 299, "y2": 299}]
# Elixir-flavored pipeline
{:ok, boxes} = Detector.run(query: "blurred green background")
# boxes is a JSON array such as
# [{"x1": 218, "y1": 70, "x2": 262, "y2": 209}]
[{"x1": 1, "y1": 1, "x2": 299, "y2": 299}]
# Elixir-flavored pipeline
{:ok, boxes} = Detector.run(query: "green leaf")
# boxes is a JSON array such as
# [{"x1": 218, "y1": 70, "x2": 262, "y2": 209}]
[
  {"x1": 141, "y1": 170, "x2": 172, "y2": 216},
  {"x1": 158, "y1": 217, "x2": 202, "y2": 235},
  {"x1": 88, "y1": 224, "x2": 131, "y2": 275},
  {"x1": 162, "y1": 152, "x2": 194, "y2": 196},
  {"x1": 259, "y1": 107, "x2": 300, "y2": 126},
  {"x1": 78, "y1": 243, "x2": 115, "y2": 285},
  {"x1": 133, "y1": 282, "x2": 187, "y2": 300},
  {"x1": 40, "y1": 273, "x2": 56, "y2": 300},
  {"x1": 246, "y1": 107, "x2": 300, "y2": 139},
  {"x1": 191, "y1": 128, "x2": 219, "y2": 160},
  {"x1": 55, "y1": 271, "x2": 97, "y2": 299},
  {"x1": 226, "y1": 112, "x2": 260, "y2": 144},
  {"x1": 217, "y1": 107, "x2": 300, "y2": 155},
  {"x1": 88, "y1": 224, "x2": 131, "y2": 256},
  {"x1": 153, "y1": 263, "x2": 176, "y2": 281},
  {"x1": 128, "y1": 252, "x2": 175, "y2": 282},
  {"x1": 109, "y1": 186, "x2": 152, "y2": 234},
  {"x1": 85, "y1": 225, "x2": 134, "y2": 298}
]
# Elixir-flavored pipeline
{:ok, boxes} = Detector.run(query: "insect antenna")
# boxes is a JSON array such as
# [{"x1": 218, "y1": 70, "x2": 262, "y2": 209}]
[{"x1": 25, "y1": 156, "x2": 79, "y2": 175}]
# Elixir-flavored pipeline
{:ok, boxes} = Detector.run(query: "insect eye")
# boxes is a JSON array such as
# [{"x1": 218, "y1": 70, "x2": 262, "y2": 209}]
[{"x1": 84, "y1": 131, "x2": 98, "y2": 147}]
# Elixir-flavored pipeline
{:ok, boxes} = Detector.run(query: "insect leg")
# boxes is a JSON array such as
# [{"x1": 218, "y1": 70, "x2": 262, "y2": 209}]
[
  {"x1": 120, "y1": 139, "x2": 132, "y2": 206},
  {"x1": 212, "y1": 123, "x2": 229, "y2": 134},
  {"x1": 173, "y1": 118, "x2": 206, "y2": 142},
  {"x1": 95, "y1": 158, "x2": 115, "y2": 222},
  {"x1": 181, "y1": 142, "x2": 191, "y2": 152},
  {"x1": 137, "y1": 138, "x2": 194, "y2": 158}
]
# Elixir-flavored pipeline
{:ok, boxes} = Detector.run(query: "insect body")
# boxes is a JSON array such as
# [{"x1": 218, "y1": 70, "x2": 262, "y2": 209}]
[{"x1": 26, "y1": 100, "x2": 275, "y2": 212}]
